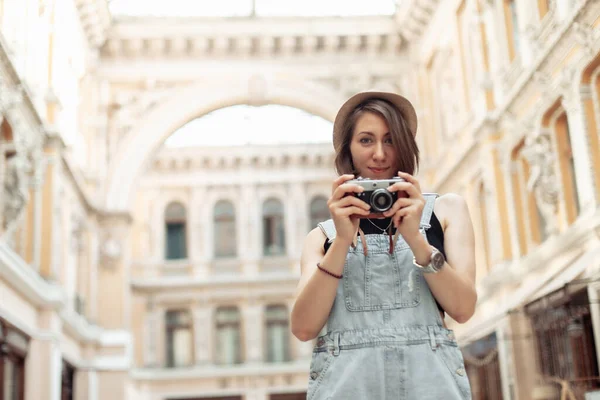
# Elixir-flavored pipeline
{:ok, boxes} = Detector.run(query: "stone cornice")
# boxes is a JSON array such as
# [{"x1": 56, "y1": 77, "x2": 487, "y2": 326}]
[
  {"x1": 395, "y1": 0, "x2": 442, "y2": 42},
  {"x1": 74, "y1": 0, "x2": 112, "y2": 48},
  {"x1": 151, "y1": 144, "x2": 335, "y2": 172},
  {"x1": 101, "y1": 16, "x2": 402, "y2": 59}
]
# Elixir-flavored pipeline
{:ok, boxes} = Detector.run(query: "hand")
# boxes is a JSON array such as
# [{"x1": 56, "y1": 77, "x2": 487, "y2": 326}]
[
  {"x1": 328, "y1": 174, "x2": 371, "y2": 245},
  {"x1": 382, "y1": 171, "x2": 426, "y2": 243}
]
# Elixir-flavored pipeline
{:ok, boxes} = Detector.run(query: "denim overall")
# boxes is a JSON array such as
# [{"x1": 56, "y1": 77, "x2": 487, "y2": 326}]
[{"x1": 310, "y1": 194, "x2": 472, "y2": 400}]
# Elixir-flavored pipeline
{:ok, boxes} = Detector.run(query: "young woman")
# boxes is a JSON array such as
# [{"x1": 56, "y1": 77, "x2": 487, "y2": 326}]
[{"x1": 291, "y1": 91, "x2": 477, "y2": 399}]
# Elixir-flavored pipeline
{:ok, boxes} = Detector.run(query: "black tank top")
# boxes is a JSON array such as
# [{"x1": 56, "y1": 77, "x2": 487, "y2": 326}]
[{"x1": 323, "y1": 212, "x2": 446, "y2": 313}]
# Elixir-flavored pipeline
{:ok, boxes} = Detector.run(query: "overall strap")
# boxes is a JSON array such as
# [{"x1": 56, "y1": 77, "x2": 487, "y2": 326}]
[
  {"x1": 318, "y1": 219, "x2": 337, "y2": 243},
  {"x1": 420, "y1": 193, "x2": 439, "y2": 231}
]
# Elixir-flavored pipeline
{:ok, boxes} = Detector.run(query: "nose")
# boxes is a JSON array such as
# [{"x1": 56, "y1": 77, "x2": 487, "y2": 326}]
[{"x1": 373, "y1": 142, "x2": 385, "y2": 160}]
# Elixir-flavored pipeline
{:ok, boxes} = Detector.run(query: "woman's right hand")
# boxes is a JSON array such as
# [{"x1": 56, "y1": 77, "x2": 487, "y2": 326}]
[{"x1": 327, "y1": 174, "x2": 371, "y2": 244}]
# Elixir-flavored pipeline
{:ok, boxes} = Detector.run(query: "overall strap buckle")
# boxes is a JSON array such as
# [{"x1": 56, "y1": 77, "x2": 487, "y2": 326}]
[
  {"x1": 428, "y1": 326, "x2": 438, "y2": 351},
  {"x1": 333, "y1": 332, "x2": 341, "y2": 356}
]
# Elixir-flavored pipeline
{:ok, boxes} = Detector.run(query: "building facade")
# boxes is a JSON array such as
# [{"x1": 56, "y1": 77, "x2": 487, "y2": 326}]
[{"x1": 1, "y1": 0, "x2": 600, "y2": 399}]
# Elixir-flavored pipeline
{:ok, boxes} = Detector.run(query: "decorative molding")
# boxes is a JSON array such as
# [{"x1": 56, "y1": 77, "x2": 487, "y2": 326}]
[
  {"x1": 0, "y1": 242, "x2": 65, "y2": 308},
  {"x1": 396, "y1": 0, "x2": 442, "y2": 42},
  {"x1": 73, "y1": 0, "x2": 112, "y2": 48},
  {"x1": 102, "y1": 17, "x2": 403, "y2": 59}
]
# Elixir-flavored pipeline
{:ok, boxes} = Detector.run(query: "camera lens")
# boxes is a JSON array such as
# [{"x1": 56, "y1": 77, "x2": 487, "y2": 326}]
[{"x1": 370, "y1": 189, "x2": 393, "y2": 212}]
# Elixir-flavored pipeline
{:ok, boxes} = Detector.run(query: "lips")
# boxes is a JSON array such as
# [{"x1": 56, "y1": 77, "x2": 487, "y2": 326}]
[{"x1": 369, "y1": 167, "x2": 389, "y2": 174}]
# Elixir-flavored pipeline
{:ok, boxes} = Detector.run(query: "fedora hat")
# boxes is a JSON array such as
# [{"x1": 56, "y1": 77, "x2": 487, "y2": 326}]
[{"x1": 332, "y1": 91, "x2": 418, "y2": 152}]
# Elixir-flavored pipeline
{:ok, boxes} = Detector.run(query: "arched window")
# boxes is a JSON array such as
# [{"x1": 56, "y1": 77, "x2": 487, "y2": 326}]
[
  {"x1": 262, "y1": 198, "x2": 285, "y2": 256},
  {"x1": 164, "y1": 202, "x2": 187, "y2": 260},
  {"x1": 165, "y1": 310, "x2": 193, "y2": 368},
  {"x1": 265, "y1": 305, "x2": 290, "y2": 363},
  {"x1": 215, "y1": 307, "x2": 242, "y2": 365},
  {"x1": 214, "y1": 200, "x2": 237, "y2": 258},
  {"x1": 309, "y1": 196, "x2": 329, "y2": 231}
]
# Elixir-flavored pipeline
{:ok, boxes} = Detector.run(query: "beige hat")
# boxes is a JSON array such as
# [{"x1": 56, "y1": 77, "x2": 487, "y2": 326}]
[{"x1": 332, "y1": 91, "x2": 418, "y2": 152}]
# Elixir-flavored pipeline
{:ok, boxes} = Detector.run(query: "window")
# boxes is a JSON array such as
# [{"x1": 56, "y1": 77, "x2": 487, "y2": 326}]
[
  {"x1": 165, "y1": 310, "x2": 193, "y2": 368},
  {"x1": 309, "y1": 196, "x2": 329, "y2": 231},
  {"x1": 0, "y1": 320, "x2": 27, "y2": 400},
  {"x1": 554, "y1": 113, "x2": 580, "y2": 224},
  {"x1": 503, "y1": 0, "x2": 520, "y2": 61},
  {"x1": 464, "y1": 333, "x2": 503, "y2": 400},
  {"x1": 262, "y1": 198, "x2": 285, "y2": 256},
  {"x1": 265, "y1": 305, "x2": 290, "y2": 363},
  {"x1": 60, "y1": 361, "x2": 75, "y2": 400},
  {"x1": 214, "y1": 200, "x2": 237, "y2": 258},
  {"x1": 527, "y1": 289, "x2": 600, "y2": 395},
  {"x1": 164, "y1": 202, "x2": 187, "y2": 260},
  {"x1": 215, "y1": 307, "x2": 242, "y2": 365}
]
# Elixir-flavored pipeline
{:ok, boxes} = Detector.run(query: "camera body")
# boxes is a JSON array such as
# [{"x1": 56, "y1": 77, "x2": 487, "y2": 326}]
[{"x1": 347, "y1": 176, "x2": 406, "y2": 216}]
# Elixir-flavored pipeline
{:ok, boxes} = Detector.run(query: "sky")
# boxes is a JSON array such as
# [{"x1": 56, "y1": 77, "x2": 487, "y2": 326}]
[
  {"x1": 164, "y1": 104, "x2": 334, "y2": 148},
  {"x1": 108, "y1": 0, "x2": 396, "y2": 17}
]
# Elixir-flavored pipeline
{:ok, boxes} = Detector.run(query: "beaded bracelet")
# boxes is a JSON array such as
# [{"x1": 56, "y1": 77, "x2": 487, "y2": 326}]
[{"x1": 317, "y1": 262, "x2": 343, "y2": 279}]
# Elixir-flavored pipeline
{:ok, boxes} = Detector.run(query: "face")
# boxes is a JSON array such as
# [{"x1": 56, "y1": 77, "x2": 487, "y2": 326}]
[{"x1": 349, "y1": 111, "x2": 399, "y2": 179}]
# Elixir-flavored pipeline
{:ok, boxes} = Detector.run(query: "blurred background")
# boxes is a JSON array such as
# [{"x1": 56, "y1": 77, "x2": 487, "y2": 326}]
[{"x1": 1, "y1": 0, "x2": 600, "y2": 399}]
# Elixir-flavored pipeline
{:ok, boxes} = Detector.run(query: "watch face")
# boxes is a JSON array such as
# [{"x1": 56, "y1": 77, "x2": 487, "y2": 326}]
[{"x1": 432, "y1": 251, "x2": 445, "y2": 269}]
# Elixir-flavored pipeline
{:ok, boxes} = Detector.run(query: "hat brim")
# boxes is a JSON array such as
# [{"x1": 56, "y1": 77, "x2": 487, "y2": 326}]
[{"x1": 332, "y1": 91, "x2": 418, "y2": 152}]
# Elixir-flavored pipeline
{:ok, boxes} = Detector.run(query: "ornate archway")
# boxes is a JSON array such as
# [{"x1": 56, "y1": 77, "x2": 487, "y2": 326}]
[{"x1": 104, "y1": 77, "x2": 345, "y2": 212}]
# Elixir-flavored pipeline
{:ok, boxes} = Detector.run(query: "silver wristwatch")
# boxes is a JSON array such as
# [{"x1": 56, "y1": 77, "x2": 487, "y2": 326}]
[{"x1": 413, "y1": 248, "x2": 445, "y2": 274}]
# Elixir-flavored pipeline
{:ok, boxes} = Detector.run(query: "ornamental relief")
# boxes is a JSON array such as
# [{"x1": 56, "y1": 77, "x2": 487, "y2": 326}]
[
  {"x1": 0, "y1": 77, "x2": 45, "y2": 241},
  {"x1": 521, "y1": 129, "x2": 560, "y2": 236}
]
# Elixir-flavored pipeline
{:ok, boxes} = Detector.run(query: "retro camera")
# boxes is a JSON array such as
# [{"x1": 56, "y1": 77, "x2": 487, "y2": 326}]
[{"x1": 347, "y1": 176, "x2": 406, "y2": 215}]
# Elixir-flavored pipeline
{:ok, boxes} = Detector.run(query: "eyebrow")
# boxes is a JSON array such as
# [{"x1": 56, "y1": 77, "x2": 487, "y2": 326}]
[{"x1": 357, "y1": 131, "x2": 391, "y2": 136}]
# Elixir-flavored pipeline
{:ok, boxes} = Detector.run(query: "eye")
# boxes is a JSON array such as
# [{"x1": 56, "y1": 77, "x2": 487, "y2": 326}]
[
  {"x1": 384, "y1": 138, "x2": 393, "y2": 144},
  {"x1": 359, "y1": 137, "x2": 372, "y2": 144}
]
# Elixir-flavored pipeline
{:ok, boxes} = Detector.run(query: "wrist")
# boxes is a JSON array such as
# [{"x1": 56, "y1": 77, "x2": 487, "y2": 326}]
[{"x1": 407, "y1": 235, "x2": 433, "y2": 266}]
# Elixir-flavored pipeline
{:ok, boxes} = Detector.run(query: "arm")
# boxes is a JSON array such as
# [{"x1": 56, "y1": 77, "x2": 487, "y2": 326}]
[
  {"x1": 290, "y1": 229, "x2": 352, "y2": 342},
  {"x1": 407, "y1": 193, "x2": 477, "y2": 323},
  {"x1": 291, "y1": 174, "x2": 370, "y2": 342}
]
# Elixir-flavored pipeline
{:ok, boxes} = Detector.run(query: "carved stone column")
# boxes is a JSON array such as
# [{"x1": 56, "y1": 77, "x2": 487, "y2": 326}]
[
  {"x1": 561, "y1": 81, "x2": 596, "y2": 214},
  {"x1": 97, "y1": 212, "x2": 133, "y2": 329},
  {"x1": 287, "y1": 182, "x2": 307, "y2": 261},
  {"x1": 193, "y1": 304, "x2": 214, "y2": 365},
  {"x1": 143, "y1": 298, "x2": 158, "y2": 367},
  {"x1": 240, "y1": 184, "x2": 259, "y2": 277},
  {"x1": 190, "y1": 186, "x2": 208, "y2": 278},
  {"x1": 243, "y1": 301, "x2": 264, "y2": 363},
  {"x1": 25, "y1": 309, "x2": 62, "y2": 400}
]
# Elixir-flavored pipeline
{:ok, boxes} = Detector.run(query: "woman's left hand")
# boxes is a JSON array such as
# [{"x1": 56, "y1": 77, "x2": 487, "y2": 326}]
[{"x1": 382, "y1": 171, "x2": 425, "y2": 243}]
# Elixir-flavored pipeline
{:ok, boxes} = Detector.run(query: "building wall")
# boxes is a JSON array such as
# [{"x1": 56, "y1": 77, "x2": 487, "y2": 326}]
[{"x1": 1, "y1": 0, "x2": 600, "y2": 399}]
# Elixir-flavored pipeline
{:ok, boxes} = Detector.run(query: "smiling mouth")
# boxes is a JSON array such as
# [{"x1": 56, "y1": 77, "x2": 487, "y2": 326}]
[{"x1": 369, "y1": 167, "x2": 389, "y2": 173}]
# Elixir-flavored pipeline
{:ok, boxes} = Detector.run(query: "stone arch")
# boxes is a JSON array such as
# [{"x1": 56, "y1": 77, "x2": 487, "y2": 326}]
[{"x1": 105, "y1": 77, "x2": 344, "y2": 212}]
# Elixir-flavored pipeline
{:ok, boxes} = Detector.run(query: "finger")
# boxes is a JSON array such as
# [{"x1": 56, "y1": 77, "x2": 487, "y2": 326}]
[
  {"x1": 397, "y1": 171, "x2": 422, "y2": 192},
  {"x1": 339, "y1": 206, "x2": 371, "y2": 217},
  {"x1": 331, "y1": 174, "x2": 356, "y2": 193},
  {"x1": 331, "y1": 195, "x2": 371, "y2": 211},
  {"x1": 387, "y1": 181, "x2": 418, "y2": 198},
  {"x1": 393, "y1": 207, "x2": 413, "y2": 227},
  {"x1": 331, "y1": 182, "x2": 364, "y2": 201},
  {"x1": 382, "y1": 197, "x2": 412, "y2": 217}
]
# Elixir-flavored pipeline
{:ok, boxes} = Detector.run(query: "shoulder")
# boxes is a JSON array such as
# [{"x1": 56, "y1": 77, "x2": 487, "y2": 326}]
[{"x1": 433, "y1": 193, "x2": 470, "y2": 231}]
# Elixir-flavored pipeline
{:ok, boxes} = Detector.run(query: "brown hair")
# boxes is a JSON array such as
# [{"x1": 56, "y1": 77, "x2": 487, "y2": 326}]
[{"x1": 334, "y1": 99, "x2": 420, "y2": 175}]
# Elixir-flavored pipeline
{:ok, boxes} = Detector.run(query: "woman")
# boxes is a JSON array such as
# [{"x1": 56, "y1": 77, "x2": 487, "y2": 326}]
[{"x1": 291, "y1": 91, "x2": 477, "y2": 399}]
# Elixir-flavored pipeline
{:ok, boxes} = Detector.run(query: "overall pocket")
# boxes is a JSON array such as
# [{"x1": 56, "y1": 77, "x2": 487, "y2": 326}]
[
  {"x1": 437, "y1": 344, "x2": 472, "y2": 400},
  {"x1": 343, "y1": 237, "x2": 421, "y2": 312},
  {"x1": 307, "y1": 351, "x2": 334, "y2": 400}
]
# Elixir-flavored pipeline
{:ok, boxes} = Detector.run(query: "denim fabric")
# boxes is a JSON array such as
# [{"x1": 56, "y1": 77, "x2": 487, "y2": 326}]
[{"x1": 312, "y1": 193, "x2": 472, "y2": 400}]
